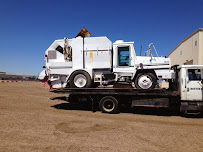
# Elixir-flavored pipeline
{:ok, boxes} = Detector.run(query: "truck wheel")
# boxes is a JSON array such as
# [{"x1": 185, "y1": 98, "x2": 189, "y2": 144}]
[
  {"x1": 99, "y1": 96, "x2": 119, "y2": 114},
  {"x1": 134, "y1": 73, "x2": 157, "y2": 89},
  {"x1": 69, "y1": 71, "x2": 91, "y2": 88}
]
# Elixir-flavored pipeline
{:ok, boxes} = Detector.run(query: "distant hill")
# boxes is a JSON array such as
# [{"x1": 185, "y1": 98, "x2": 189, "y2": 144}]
[{"x1": 22, "y1": 75, "x2": 38, "y2": 78}]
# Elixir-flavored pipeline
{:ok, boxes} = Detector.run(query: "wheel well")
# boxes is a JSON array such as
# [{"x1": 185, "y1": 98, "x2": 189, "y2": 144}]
[
  {"x1": 133, "y1": 70, "x2": 157, "y2": 80},
  {"x1": 68, "y1": 70, "x2": 92, "y2": 81}
]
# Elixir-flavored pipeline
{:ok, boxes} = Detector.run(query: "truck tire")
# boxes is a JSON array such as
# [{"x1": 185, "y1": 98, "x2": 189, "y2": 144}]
[
  {"x1": 69, "y1": 71, "x2": 91, "y2": 88},
  {"x1": 99, "y1": 96, "x2": 119, "y2": 114},
  {"x1": 134, "y1": 73, "x2": 157, "y2": 89}
]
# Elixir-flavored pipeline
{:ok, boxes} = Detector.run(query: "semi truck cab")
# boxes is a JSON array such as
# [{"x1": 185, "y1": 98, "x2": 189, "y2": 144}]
[{"x1": 179, "y1": 65, "x2": 203, "y2": 114}]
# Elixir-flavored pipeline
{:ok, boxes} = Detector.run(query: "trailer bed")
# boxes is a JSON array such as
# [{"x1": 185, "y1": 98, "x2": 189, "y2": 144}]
[{"x1": 51, "y1": 88, "x2": 176, "y2": 96}]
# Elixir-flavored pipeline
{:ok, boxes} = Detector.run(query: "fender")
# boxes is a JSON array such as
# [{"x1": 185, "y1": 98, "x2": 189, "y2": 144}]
[{"x1": 132, "y1": 69, "x2": 157, "y2": 80}]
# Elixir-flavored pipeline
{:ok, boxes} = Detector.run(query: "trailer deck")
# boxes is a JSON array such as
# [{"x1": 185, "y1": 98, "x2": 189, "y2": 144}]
[{"x1": 51, "y1": 88, "x2": 176, "y2": 96}]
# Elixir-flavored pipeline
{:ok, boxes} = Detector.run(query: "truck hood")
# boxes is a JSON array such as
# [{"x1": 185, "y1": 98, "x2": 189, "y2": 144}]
[{"x1": 135, "y1": 56, "x2": 171, "y2": 66}]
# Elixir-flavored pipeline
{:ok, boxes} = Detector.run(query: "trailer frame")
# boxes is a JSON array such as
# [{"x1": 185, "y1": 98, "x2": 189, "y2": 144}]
[{"x1": 51, "y1": 88, "x2": 180, "y2": 114}]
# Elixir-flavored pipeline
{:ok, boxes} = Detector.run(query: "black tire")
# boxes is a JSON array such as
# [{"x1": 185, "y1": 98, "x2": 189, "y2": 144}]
[
  {"x1": 134, "y1": 73, "x2": 157, "y2": 89},
  {"x1": 99, "y1": 96, "x2": 119, "y2": 114},
  {"x1": 69, "y1": 71, "x2": 91, "y2": 88}
]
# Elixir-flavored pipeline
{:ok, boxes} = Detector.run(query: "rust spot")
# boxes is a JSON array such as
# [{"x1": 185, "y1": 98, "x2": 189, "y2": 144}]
[
  {"x1": 90, "y1": 52, "x2": 93, "y2": 58},
  {"x1": 113, "y1": 83, "x2": 133, "y2": 88},
  {"x1": 135, "y1": 105, "x2": 168, "y2": 108}
]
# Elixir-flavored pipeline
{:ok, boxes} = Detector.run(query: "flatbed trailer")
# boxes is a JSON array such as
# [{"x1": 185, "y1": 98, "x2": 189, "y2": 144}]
[{"x1": 51, "y1": 88, "x2": 180, "y2": 114}]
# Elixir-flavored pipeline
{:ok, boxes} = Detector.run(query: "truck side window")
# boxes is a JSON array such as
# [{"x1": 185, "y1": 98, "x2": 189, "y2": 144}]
[
  {"x1": 118, "y1": 46, "x2": 129, "y2": 66},
  {"x1": 188, "y1": 69, "x2": 201, "y2": 81},
  {"x1": 56, "y1": 45, "x2": 63, "y2": 54}
]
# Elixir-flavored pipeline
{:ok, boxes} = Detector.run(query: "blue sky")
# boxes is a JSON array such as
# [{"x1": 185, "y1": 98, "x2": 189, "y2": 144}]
[{"x1": 0, "y1": 0, "x2": 202, "y2": 75}]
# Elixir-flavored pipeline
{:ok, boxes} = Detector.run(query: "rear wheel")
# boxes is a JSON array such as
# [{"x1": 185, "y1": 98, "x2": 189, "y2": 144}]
[
  {"x1": 134, "y1": 73, "x2": 157, "y2": 89},
  {"x1": 99, "y1": 96, "x2": 119, "y2": 114},
  {"x1": 69, "y1": 71, "x2": 91, "y2": 88}
]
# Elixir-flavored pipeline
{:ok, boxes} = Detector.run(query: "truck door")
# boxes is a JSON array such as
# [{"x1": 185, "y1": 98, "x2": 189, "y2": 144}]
[
  {"x1": 113, "y1": 43, "x2": 135, "y2": 77},
  {"x1": 186, "y1": 69, "x2": 203, "y2": 101}
]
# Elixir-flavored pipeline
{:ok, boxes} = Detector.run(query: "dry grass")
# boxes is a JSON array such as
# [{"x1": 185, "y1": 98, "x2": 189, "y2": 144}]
[{"x1": 0, "y1": 82, "x2": 203, "y2": 152}]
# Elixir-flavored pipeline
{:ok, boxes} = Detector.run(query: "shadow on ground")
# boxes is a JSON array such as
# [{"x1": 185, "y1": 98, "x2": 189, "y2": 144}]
[
  {"x1": 52, "y1": 103, "x2": 172, "y2": 117},
  {"x1": 51, "y1": 96, "x2": 202, "y2": 118},
  {"x1": 52, "y1": 102, "x2": 93, "y2": 112}
]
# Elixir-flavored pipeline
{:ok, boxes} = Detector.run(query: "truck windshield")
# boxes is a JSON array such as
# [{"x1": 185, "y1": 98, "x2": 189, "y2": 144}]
[
  {"x1": 118, "y1": 46, "x2": 129, "y2": 66},
  {"x1": 188, "y1": 69, "x2": 202, "y2": 81}
]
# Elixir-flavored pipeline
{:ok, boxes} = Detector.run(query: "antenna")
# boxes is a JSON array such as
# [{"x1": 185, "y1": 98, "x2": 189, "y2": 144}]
[{"x1": 140, "y1": 45, "x2": 142, "y2": 56}]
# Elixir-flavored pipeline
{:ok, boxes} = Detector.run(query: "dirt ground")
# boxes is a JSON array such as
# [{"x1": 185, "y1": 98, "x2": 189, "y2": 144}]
[{"x1": 0, "y1": 82, "x2": 203, "y2": 152}]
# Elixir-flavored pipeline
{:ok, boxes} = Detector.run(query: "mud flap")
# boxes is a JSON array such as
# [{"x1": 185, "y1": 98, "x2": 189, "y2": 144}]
[
  {"x1": 38, "y1": 70, "x2": 52, "y2": 89},
  {"x1": 41, "y1": 76, "x2": 52, "y2": 90}
]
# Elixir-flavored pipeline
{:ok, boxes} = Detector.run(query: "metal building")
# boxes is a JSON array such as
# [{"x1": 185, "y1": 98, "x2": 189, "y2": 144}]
[{"x1": 168, "y1": 28, "x2": 203, "y2": 65}]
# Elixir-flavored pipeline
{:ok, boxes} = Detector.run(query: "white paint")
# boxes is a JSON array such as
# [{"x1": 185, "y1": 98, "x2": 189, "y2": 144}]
[{"x1": 39, "y1": 36, "x2": 174, "y2": 88}]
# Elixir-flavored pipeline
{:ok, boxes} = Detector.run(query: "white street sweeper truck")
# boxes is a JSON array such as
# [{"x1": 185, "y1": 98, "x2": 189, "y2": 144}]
[{"x1": 39, "y1": 28, "x2": 174, "y2": 89}]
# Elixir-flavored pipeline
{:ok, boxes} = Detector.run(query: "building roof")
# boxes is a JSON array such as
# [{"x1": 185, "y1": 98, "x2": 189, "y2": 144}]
[{"x1": 168, "y1": 28, "x2": 203, "y2": 57}]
